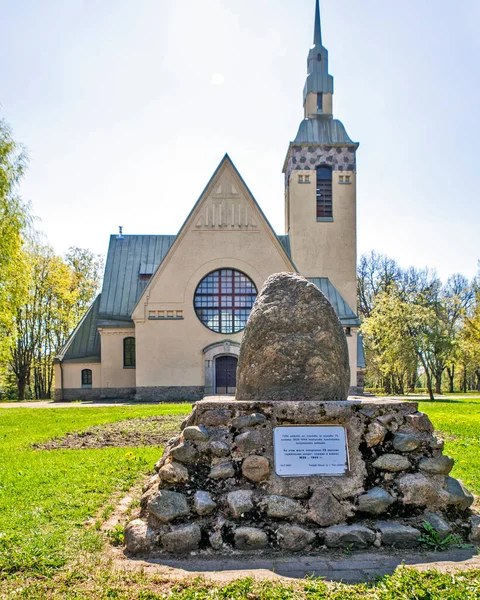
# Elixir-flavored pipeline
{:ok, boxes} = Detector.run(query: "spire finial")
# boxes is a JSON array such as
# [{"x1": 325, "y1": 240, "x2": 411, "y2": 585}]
[{"x1": 314, "y1": 0, "x2": 322, "y2": 46}]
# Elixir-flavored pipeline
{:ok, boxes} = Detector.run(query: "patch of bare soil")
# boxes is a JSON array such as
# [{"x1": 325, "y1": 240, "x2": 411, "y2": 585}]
[{"x1": 32, "y1": 415, "x2": 184, "y2": 450}]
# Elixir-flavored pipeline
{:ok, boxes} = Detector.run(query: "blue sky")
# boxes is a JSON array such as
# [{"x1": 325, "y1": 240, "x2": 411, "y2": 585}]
[{"x1": 1, "y1": 0, "x2": 479, "y2": 281}]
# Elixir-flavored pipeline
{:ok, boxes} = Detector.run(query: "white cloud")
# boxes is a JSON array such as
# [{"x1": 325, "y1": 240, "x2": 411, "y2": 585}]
[{"x1": 210, "y1": 72, "x2": 225, "y2": 86}]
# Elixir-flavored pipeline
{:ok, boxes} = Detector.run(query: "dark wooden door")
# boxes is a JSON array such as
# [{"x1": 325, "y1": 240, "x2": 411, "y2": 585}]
[{"x1": 215, "y1": 356, "x2": 238, "y2": 395}]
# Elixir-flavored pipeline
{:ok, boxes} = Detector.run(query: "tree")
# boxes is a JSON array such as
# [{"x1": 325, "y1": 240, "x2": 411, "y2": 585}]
[
  {"x1": 65, "y1": 246, "x2": 103, "y2": 323},
  {"x1": 8, "y1": 244, "x2": 103, "y2": 400},
  {"x1": 0, "y1": 119, "x2": 30, "y2": 358}
]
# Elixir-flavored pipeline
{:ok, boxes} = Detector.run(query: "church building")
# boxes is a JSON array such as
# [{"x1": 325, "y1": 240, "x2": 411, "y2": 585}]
[{"x1": 55, "y1": 0, "x2": 364, "y2": 402}]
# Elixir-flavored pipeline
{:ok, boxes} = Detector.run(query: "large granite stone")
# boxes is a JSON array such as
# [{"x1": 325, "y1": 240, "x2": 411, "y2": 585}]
[
  {"x1": 124, "y1": 519, "x2": 155, "y2": 554},
  {"x1": 148, "y1": 490, "x2": 189, "y2": 523},
  {"x1": 357, "y1": 487, "x2": 395, "y2": 515},
  {"x1": 446, "y1": 476, "x2": 474, "y2": 510},
  {"x1": 397, "y1": 474, "x2": 439, "y2": 506},
  {"x1": 234, "y1": 527, "x2": 268, "y2": 549},
  {"x1": 419, "y1": 455, "x2": 454, "y2": 475},
  {"x1": 236, "y1": 273, "x2": 350, "y2": 401},
  {"x1": 307, "y1": 489, "x2": 348, "y2": 526},
  {"x1": 242, "y1": 455, "x2": 270, "y2": 482},
  {"x1": 266, "y1": 495, "x2": 300, "y2": 519},
  {"x1": 324, "y1": 525, "x2": 375, "y2": 549},
  {"x1": 277, "y1": 525, "x2": 316, "y2": 551},
  {"x1": 227, "y1": 490, "x2": 254, "y2": 517},
  {"x1": 162, "y1": 524, "x2": 201, "y2": 553},
  {"x1": 372, "y1": 454, "x2": 411, "y2": 472},
  {"x1": 376, "y1": 522, "x2": 421, "y2": 548}
]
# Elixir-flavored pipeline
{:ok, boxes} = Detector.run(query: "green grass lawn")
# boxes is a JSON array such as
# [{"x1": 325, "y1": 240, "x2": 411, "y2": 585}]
[
  {"x1": 0, "y1": 405, "x2": 190, "y2": 577},
  {"x1": 0, "y1": 399, "x2": 479, "y2": 599},
  {"x1": 418, "y1": 395, "x2": 480, "y2": 496}
]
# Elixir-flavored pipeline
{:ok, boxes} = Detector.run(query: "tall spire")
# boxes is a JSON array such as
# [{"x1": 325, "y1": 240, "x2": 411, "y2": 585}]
[{"x1": 314, "y1": 0, "x2": 322, "y2": 46}]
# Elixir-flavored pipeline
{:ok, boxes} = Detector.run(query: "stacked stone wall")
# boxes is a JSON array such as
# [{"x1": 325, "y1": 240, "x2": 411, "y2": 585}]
[{"x1": 125, "y1": 398, "x2": 475, "y2": 555}]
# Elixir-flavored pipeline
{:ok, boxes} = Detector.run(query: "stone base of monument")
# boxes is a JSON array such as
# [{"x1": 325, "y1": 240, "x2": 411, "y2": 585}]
[{"x1": 125, "y1": 397, "x2": 477, "y2": 556}]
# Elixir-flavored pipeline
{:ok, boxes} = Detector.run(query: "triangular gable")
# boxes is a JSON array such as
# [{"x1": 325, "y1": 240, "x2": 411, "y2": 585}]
[{"x1": 132, "y1": 154, "x2": 296, "y2": 316}]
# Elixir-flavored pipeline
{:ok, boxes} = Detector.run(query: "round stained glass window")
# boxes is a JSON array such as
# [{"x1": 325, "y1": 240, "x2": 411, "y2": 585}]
[{"x1": 194, "y1": 269, "x2": 257, "y2": 334}]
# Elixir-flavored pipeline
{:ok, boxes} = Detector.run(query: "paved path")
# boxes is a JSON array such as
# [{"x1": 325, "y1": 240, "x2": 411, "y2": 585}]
[
  {"x1": 112, "y1": 548, "x2": 480, "y2": 584},
  {"x1": 0, "y1": 396, "x2": 425, "y2": 409},
  {"x1": 0, "y1": 400, "x2": 161, "y2": 409}
]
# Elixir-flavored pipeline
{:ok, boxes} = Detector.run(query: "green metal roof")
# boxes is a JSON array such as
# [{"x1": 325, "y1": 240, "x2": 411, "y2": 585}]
[
  {"x1": 58, "y1": 294, "x2": 101, "y2": 363},
  {"x1": 277, "y1": 235, "x2": 292, "y2": 259},
  {"x1": 99, "y1": 234, "x2": 176, "y2": 320},
  {"x1": 357, "y1": 333, "x2": 366, "y2": 369},
  {"x1": 308, "y1": 277, "x2": 360, "y2": 327}
]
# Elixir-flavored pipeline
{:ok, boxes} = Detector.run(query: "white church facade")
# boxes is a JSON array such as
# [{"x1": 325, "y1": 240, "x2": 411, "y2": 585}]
[{"x1": 55, "y1": 0, "x2": 364, "y2": 402}]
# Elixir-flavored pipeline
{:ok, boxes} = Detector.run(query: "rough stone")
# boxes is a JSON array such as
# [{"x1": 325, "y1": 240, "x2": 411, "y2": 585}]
[
  {"x1": 209, "y1": 462, "x2": 235, "y2": 480},
  {"x1": 393, "y1": 432, "x2": 422, "y2": 452},
  {"x1": 469, "y1": 514, "x2": 480, "y2": 543},
  {"x1": 307, "y1": 490, "x2": 348, "y2": 526},
  {"x1": 231, "y1": 413, "x2": 266, "y2": 429},
  {"x1": 266, "y1": 495, "x2": 300, "y2": 519},
  {"x1": 209, "y1": 440, "x2": 231, "y2": 457},
  {"x1": 357, "y1": 487, "x2": 395, "y2": 515},
  {"x1": 183, "y1": 425, "x2": 209, "y2": 442},
  {"x1": 158, "y1": 461, "x2": 189, "y2": 484},
  {"x1": 365, "y1": 422, "x2": 387, "y2": 447},
  {"x1": 234, "y1": 429, "x2": 267, "y2": 453},
  {"x1": 180, "y1": 408, "x2": 196, "y2": 430},
  {"x1": 397, "y1": 474, "x2": 439, "y2": 506},
  {"x1": 234, "y1": 527, "x2": 268, "y2": 550},
  {"x1": 376, "y1": 521, "x2": 421, "y2": 548},
  {"x1": 202, "y1": 409, "x2": 232, "y2": 426},
  {"x1": 430, "y1": 437, "x2": 445, "y2": 451},
  {"x1": 148, "y1": 490, "x2": 189, "y2": 523},
  {"x1": 277, "y1": 525, "x2": 315, "y2": 551},
  {"x1": 324, "y1": 525, "x2": 375, "y2": 549},
  {"x1": 425, "y1": 513, "x2": 453, "y2": 541},
  {"x1": 162, "y1": 524, "x2": 201, "y2": 553},
  {"x1": 372, "y1": 454, "x2": 411, "y2": 472},
  {"x1": 406, "y1": 412, "x2": 434, "y2": 433},
  {"x1": 227, "y1": 490, "x2": 254, "y2": 517},
  {"x1": 170, "y1": 441, "x2": 198, "y2": 464},
  {"x1": 142, "y1": 473, "x2": 160, "y2": 493},
  {"x1": 124, "y1": 519, "x2": 155, "y2": 554},
  {"x1": 445, "y1": 476, "x2": 474, "y2": 510},
  {"x1": 193, "y1": 491, "x2": 217, "y2": 516},
  {"x1": 236, "y1": 273, "x2": 350, "y2": 401},
  {"x1": 419, "y1": 455, "x2": 454, "y2": 475},
  {"x1": 242, "y1": 455, "x2": 270, "y2": 482}
]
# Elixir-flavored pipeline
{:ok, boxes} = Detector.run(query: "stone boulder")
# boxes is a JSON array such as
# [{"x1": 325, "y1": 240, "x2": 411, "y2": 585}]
[
  {"x1": 236, "y1": 273, "x2": 350, "y2": 401},
  {"x1": 277, "y1": 525, "x2": 316, "y2": 551}
]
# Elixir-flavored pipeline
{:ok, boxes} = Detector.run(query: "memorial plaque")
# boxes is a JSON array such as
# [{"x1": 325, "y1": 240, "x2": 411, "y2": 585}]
[{"x1": 274, "y1": 426, "x2": 348, "y2": 476}]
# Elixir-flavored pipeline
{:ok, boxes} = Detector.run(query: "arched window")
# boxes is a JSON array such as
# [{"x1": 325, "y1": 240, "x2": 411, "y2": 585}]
[
  {"x1": 316, "y1": 165, "x2": 333, "y2": 220},
  {"x1": 81, "y1": 369, "x2": 92, "y2": 388},
  {"x1": 194, "y1": 269, "x2": 257, "y2": 334},
  {"x1": 123, "y1": 337, "x2": 136, "y2": 368}
]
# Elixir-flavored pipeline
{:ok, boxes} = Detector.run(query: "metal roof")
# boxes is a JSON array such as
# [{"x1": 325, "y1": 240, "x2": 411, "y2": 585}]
[
  {"x1": 357, "y1": 333, "x2": 366, "y2": 369},
  {"x1": 277, "y1": 235, "x2": 292, "y2": 259},
  {"x1": 58, "y1": 294, "x2": 101, "y2": 363},
  {"x1": 99, "y1": 234, "x2": 176, "y2": 320},
  {"x1": 308, "y1": 277, "x2": 361, "y2": 327},
  {"x1": 294, "y1": 118, "x2": 356, "y2": 146}
]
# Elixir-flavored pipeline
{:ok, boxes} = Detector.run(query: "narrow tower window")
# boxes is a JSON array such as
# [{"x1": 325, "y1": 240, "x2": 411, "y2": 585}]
[
  {"x1": 316, "y1": 166, "x2": 333, "y2": 220},
  {"x1": 317, "y1": 93, "x2": 323, "y2": 112},
  {"x1": 123, "y1": 337, "x2": 136, "y2": 368}
]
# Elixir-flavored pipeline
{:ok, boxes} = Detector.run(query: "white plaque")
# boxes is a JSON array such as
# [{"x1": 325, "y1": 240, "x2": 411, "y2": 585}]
[{"x1": 274, "y1": 426, "x2": 348, "y2": 476}]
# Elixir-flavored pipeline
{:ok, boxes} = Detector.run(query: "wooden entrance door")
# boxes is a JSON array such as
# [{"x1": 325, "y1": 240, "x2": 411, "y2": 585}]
[{"x1": 215, "y1": 356, "x2": 238, "y2": 395}]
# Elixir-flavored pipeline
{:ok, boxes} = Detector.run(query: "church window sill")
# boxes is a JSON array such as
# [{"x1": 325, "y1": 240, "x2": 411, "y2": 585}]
[{"x1": 317, "y1": 217, "x2": 334, "y2": 222}]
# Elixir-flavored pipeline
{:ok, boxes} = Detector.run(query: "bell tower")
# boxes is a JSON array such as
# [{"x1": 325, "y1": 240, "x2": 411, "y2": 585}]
[{"x1": 283, "y1": 0, "x2": 359, "y2": 314}]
